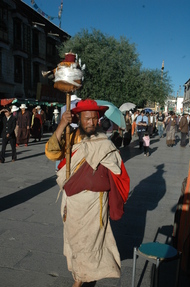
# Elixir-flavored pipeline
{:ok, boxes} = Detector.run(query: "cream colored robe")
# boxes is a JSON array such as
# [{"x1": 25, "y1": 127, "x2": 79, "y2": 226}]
[{"x1": 47, "y1": 132, "x2": 122, "y2": 282}]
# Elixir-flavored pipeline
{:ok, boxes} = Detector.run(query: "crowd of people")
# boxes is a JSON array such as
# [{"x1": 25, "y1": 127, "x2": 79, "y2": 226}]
[
  {"x1": 103, "y1": 109, "x2": 190, "y2": 156},
  {"x1": 0, "y1": 101, "x2": 190, "y2": 164},
  {"x1": 0, "y1": 103, "x2": 59, "y2": 163}
]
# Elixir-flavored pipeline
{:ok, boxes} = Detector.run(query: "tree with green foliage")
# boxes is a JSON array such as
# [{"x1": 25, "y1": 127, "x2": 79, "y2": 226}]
[
  {"x1": 137, "y1": 68, "x2": 173, "y2": 107},
  {"x1": 57, "y1": 29, "x2": 173, "y2": 108}
]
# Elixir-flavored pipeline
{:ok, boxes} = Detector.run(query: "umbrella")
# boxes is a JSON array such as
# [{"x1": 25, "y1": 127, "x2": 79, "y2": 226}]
[
  {"x1": 0, "y1": 98, "x2": 16, "y2": 106},
  {"x1": 119, "y1": 102, "x2": 136, "y2": 112},
  {"x1": 144, "y1": 108, "x2": 153, "y2": 113},
  {"x1": 61, "y1": 95, "x2": 81, "y2": 115},
  {"x1": 95, "y1": 100, "x2": 126, "y2": 129}
]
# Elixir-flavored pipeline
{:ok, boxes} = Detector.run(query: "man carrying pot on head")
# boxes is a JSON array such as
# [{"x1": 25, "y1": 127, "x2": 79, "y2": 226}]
[{"x1": 45, "y1": 99, "x2": 130, "y2": 287}]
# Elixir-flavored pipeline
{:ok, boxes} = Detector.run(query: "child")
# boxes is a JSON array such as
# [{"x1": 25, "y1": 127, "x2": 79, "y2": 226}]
[{"x1": 143, "y1": 132, "x2": 150, "y2": 156}]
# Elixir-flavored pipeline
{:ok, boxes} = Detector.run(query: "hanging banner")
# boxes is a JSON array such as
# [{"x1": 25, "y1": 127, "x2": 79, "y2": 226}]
[{"x1": 30, "y1": 0, "x2": 60, "y2": 21}]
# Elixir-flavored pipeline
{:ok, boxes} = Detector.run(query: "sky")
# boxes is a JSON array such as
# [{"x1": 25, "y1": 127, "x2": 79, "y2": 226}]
[{"x1": 22, "y1": 0, "x2": 190, "y2": 97}]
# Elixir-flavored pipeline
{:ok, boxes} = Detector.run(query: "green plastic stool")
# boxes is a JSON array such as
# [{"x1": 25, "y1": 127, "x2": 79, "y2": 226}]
[{"x1": 131, "y1": 242, "x2": 181, "y2": 287}]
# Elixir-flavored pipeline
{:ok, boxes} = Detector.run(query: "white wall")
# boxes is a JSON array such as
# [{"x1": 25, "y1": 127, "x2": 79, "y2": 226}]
[{"x1": 176, "y1": 97, "x2": 183, "y2": 114}]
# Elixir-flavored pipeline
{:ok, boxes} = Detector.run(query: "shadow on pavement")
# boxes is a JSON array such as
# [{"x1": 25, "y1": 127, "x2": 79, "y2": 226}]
[
  {"x1": 0, "y1": 175, "x2": 57, "y2": 212},
  {"x1": 16, "y1": 152, "x2": 45, "y2": 161},
  {"x1": 111, "y1": 163, "x2": 166, "y2": 261},
  {"x1": 120, "y1": 144, "x2": 158, "y2": 161}
]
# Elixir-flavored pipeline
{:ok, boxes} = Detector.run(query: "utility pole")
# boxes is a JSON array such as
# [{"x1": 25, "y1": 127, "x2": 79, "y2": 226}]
[
  {"x1": 58, "y1": 1, "x2": 63, "y2": 28},
  {"x1": 179, "y1": 85, "x2": 181, "y2": 96},
  {"x1": 157, "y1": 60, "x2": 165, "y2": 112},
  {"x1": 161, "y1": 60, "x2": 164, "y2": 80}
]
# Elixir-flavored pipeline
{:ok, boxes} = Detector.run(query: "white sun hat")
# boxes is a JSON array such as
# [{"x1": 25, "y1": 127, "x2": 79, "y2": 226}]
[
  {"x1": 20, "y1": 103, "x2": 28, "y2": 109},
  {"x1": 11, "y1": 105, "x2": 19, "y2": 112},
  {"x1": 53, "y1": 109, "x2": 59, "y2": 114},
  {"x1": 70, "y1": 94, "x2": 81, "y2": 101}
]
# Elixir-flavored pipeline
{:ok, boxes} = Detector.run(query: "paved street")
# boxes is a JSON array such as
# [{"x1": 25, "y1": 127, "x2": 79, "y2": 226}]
[{"x1": 0, "y1": 131, "x2": 190, "y2": 287}]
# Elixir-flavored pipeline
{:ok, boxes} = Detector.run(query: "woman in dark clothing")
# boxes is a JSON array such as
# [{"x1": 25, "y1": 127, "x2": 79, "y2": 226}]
[{"x1": 30, "y1": 108, "x2": 42, "y2": 142}]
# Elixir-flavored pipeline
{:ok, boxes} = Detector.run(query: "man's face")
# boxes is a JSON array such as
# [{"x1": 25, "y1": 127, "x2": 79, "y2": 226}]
[
  {"x1": 79, "y1": 111, "x2": 98, "y2": 137},
  {"x1": 5, "y1": 111, "x2": 10, "y2": 118}
]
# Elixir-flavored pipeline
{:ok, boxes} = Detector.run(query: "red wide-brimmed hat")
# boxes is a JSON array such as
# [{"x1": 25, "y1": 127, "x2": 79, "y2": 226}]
[{"x1": 72, "y1": 99, "x2": 109, "y2": 114}]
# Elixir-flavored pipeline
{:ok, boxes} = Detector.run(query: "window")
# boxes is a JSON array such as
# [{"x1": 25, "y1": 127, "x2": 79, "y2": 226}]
[
  {"x1": 24, "y1": 58, "x2": 31, "y2": 89},
  {"x1": 0, "y1": 7, "x2": 8, "y2": 21},
  {"x1": 32, "y1": 30, "x2": 39, "y2": 56},
  {"x1": 33, "y1": 62, "x2": 39, "y2": 84},
  {"x1": 0, "y1": 7, "x2": 8, "y2": 42},
  {"x1": 14, "y1": 56, "x2": 22, "y2": 83},
  {"x1": 47, "y1": 41, "x2": 56, "y2": 56},
  {"x1": 14, "y1": 19, "x2": 22, "y2": 49},
  {"x1": 23, "y1": 24, "x2": 31, "y2": 53}
]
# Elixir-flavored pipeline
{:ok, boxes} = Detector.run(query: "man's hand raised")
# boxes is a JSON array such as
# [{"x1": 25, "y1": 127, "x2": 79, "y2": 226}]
[{"x1": 55, "y1": 111, "x2": 73, "y2": 142}]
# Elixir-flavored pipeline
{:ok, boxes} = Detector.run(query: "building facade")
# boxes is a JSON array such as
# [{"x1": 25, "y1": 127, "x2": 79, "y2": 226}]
[{"x1": 0, "y1": 0, "x2": 70, "y2": 102}]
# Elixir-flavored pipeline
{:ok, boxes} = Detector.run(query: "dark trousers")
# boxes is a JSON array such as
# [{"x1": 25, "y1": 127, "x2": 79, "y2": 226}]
[
  {"x1": 144, "y1": 146, "x2": 149, "y2": 154},
  {"x1": 181, "y1": 132, "x2": 187, "y2": 147},
  {"x1": 0, "y1": 136, "x2": 16, "y2": 162},
  {"x1": 148, "y1": 125, "x2": 153, "y2": 136},
  {"x1": 17, "y1": 128, "x2": 29, "y2": 144},
  {"x1": 138, "y1": 131, "x2": 145, "y2": 149}
]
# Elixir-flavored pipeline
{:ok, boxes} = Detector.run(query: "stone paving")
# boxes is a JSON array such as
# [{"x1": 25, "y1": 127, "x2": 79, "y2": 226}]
[{"x1": 0, "y1": 131, "x2": 190, "y2": 287}]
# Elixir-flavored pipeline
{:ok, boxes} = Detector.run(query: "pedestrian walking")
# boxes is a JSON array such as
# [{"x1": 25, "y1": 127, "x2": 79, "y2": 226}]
[
  {"x1": 45, "y1": 99, "x2": 130, "y2": 287},
  {"x1": 179, "y1": 112, "x2": 189, "y2": 147},
  {"x1": 165, "y1": 111, "x2": 176, "y2": 147},
  {"x1": 16, "y1": 104, "x2": 31, "y2": 147},
  {"x1": 136, "y1": 110, "x2": 148, "y2": 149},
  {"x1": 11, "y1": 105, "x2": 19, "y2": 137},
  {"x1": 35, "y1": 105, "x2": 46, "y2": 137},
  {"x1": 52, "y1": 108, "x2": 60, "y2": 133},
  {"x1": 30, "y1": 108, "x2": 42, "y2": 142},
  {"x1": 123, "y1": 111, "x2": 132, "y2": 146},
  {"x1": 156, "y1": 111, "x2": 165, "y2": 138},
  {"x1": 11, "y1": 105, "x2": 19, "y2": 119},
  {"x1": 143, "y1": 132, "x2": 150, "y2": 157},
  {"x1": 131, "y1": 110, "x2": 139, "y2": 137},
  {"x1": 148, "y1": 112, "x2": 155, "y2": 137},
  {"x1": 0, "y1": 107, "x2": 16, "y2": 163},
  {"x1": 176, "y1": 114, "x2": 181, "y2": 132}
]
